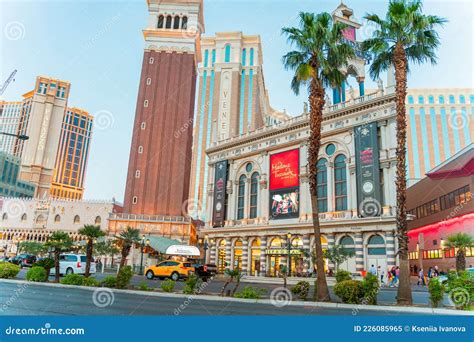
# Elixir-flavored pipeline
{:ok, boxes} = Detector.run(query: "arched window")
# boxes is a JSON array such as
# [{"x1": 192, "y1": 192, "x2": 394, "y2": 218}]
[
  {"x1": 157, "y1": 15, "x2": 164, "y2": 28},
  {"x1": 459, "y1": 95, "x2": 465, "y2": 104},
  {"x1": 2, "y1": 213, "x2": 7, "y2": 221},
  {"x1": 21, "y1": 213, "x2": 27, "y2": 222},
  {"x1": 438, "y1": 95, "x2": 445, "y2": 104},
  {"x1": 418, "y1": 95, "x2": 424, "y2": 104},
  {"x1": 449, "y1": 95, "x2": 455, "y2": 104},
  {"x1": 334, "y1": 154, "x2": 347, "y2": 211},
  {"x1": 95, "y1": 216, "x2": 102, "y2": 225},
  {"x1": 73, "y1": 215, "x2": 80, "y2": 224},
  {"x1": 249, "y1": 172, "x2": 259, "y2": 219},
  {"x1": 36, "y1": 215, "x2": 46, "y2": 225},
  {"x1": 54, "y1": 214, "x2": 61, "y2": 223},
  {"x1": 173, "y1": 15, "x2": 180, "y2": 29},
  {"x1": 224, "y1": 44, "x2": 231, "y2": 63},
  {"x1": 249, "y1": 48, "x2": 254, "y2": 66},
  {"x1": 165, "y1": 15, "x2": 172, "y2": 29},
  {"x1": 270, "y1": 237, "x2": 283, "y2": 247},
  {"x1": 291, "y1": 237, "x2": 303, "y2": 247},
  {"x1": 237, "y1": 175, "x2": 246, "y2": 219},
  {"x1": 241, "y1": 48, "x2": 247, "y2": 66},
  {"x1": 181, "y1": 16, "x2": 187, "y2": 29},
  {"x1": 428, "y1": 95, "x2": 434, "y2": 104},
  {"x1": 367, "y1": 234, "x2": 386, "y2": 255},
  {"x1": 316, "y1": 158, "x2": 328, "y2": 213},
  {"x1": 340, "y1": 235, "x2": 355, "y2": 254},
  {"x1": 407, "y1": 95, "x2": 414, "y2": 104}
]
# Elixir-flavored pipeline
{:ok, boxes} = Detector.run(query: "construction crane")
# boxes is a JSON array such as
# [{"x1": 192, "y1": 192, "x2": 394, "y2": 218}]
[{"x1": 0, "y1": 69, "x2": 17, "y2": 96}]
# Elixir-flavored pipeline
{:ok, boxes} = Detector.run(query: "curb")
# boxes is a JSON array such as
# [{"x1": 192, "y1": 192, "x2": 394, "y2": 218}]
[{"x1": 1, "y1": 279, "x2": 471, "y2": 315}]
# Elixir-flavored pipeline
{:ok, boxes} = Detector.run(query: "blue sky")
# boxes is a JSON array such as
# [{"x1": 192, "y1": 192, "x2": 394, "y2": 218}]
[{"x1": 1, "y1": 0, "x2": 473, "y2": 201}]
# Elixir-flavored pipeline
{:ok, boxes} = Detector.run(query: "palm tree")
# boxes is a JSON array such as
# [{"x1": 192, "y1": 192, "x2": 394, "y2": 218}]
[
  {"x1": 78, "y1": 224, "x2": 106, "y2": 277},
  {"x1": 362, "y1": 0, "x2": 446, "y2": 305},
  {"x1": 282, "y1": 12, "x2": 354, "y2": 302},
  {"x1": 116, "y1": 227, "x2": 141, "y2": 269},
  {"x1": 445, "y1": 233, "x2": 474, "y2": 271},
  {"x1": 44, "y1": 231, "x2": 73, "y2": 283}
]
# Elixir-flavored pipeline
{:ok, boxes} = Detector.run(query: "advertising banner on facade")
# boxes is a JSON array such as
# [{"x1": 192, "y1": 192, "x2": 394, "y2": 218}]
[
  {"x1": 269, "y1": 149, "x2": 299, "y2": 190},
  {"x1": 212, "y1": 160, "x2": 228, "y2": 227},
  {"x1": 270, "y1": 188, "x2": 299, "y2": 219},
  {"x1": 355, "y1": 122, "x2": 382, "y2": 217},
  {"x1": 269, "y1": 148, "x2": 300, "y2": 219}
]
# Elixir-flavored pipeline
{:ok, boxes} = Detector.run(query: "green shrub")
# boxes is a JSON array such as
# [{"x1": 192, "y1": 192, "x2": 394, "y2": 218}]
[
  {"x1": 116, "y1": 266, "x2": 133, "y2": 289},
  {"x1": 101, "y1": 276, "x2": 117, "y2": 288},
  {"x1": 445, "y1": 271, "x2": 474, "y2": 309},
  {"x1": 34, "y1": 258, "x2": 54, "y2": 270},
  {"x1": 0, "y1": 262, "x2": 21, "y2": 279},
  {"x1": 82, "y1": 277, "x2": 100, "y2": 287},
  {"x1": 334, "y1": 280, "x2": 364, "y2": 304},
  {"x1": 428, "y1": 278, "x2": 445, "y2": 308},
  {"x1": 137, "y1": 281, "x2": 153, "y2": 291},
  {"x1": 361, "y1": 273, "x2": 379, "y2": 305},
  {"x1": 234, "y1": 286, "x2": 266, "y2": 299},
  {"x1": 26, "y1": 266, "x2": 47, "y2": 282},
  {"x1": 183, "y1": 274, "x2": 202, "y2": 295},
  {"x1": 291, "y1": 281, "x2": 310, "y2": 300},
  {"x1": 161, "y1": 279, "x2": 176, "y2": 293},
  {"x1": 60, "y1": 274, "x2": 84, "y2": 286},
  {"x1": 335, "y1": 270, "x2": 352, "y2": 283}
]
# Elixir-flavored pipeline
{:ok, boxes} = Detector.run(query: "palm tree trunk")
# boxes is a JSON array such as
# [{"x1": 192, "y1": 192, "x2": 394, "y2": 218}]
[
  {"x1": 85, "y1": 239, "x2": 93, "y2": 277},
  {"x1": 456, "y1": 250, "x2": 466, "y2": 272},
  {"x1": 394, "y1": 43, "x2": 413, "y2": 305},
  {"x1": 54, "y1": 250, "x2": 60, "y2": 283},
  {"x1": 120, "y1": 245, "x2": 129, "y2": 269},
  {"x1": 308, "y1": 78, "x2": 330, "y2": 302}
]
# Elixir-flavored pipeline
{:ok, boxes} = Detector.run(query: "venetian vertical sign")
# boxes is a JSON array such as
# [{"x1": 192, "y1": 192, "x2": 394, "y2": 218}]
[
  {"x1": 212, "y1": 160, "x2": 228, "y2": 227},
  {"x1": 218, "y1": 71, "x2": 231, "y2": 141},
  {"x1": 355, "y1": 122, "x2": 382, "y2": 217},
  {"x1": 269, "y1": 149, "x2": 300, "y2": 219}
]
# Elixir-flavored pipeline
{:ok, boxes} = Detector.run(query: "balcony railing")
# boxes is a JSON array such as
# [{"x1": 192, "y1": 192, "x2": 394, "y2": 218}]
[{"x1": 109, "y1": 213, "x2": 191, "y2": 223}]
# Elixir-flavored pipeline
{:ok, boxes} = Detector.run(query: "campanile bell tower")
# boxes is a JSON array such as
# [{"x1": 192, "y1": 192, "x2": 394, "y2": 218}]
[{"x1": 123, "y1": 0, "x2": 204, "y2": 218}]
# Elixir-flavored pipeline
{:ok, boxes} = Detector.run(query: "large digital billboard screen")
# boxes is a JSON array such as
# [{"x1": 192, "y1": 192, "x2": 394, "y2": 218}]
[
  {"x1": 269, "y1": 149, "x2": 299, "y2": 191},
  {"x1": 270, "y1": 188, "x2": 299, "y2": 219}
]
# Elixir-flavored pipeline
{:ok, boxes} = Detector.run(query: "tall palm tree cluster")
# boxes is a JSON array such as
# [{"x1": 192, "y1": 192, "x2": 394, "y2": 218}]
[
  {"x1": 282, "y1": 0, "x2": 445, "y2": 305},
  {"x1": 35, "y1": 225, "x2": 140, "y2": 283}
]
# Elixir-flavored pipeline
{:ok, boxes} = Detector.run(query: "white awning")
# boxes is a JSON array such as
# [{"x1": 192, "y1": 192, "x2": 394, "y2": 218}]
[{"x1": 165, "y1": 244, "x2": 201, "y2": 257}]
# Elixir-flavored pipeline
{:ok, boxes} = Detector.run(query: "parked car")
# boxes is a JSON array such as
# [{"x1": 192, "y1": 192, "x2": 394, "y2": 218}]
[
  {"x1": 144, "y1": 261, "x2": 194, "y2": 281},
  {"x1": 192, "y1": 263, "x2": 217, "y2": 281},
  {"x1": 49, "y1": 254, "x2": 96, "y2": 276},
  {"x1": 9, "y1": 254, "x2": 37, "y2": 267}
]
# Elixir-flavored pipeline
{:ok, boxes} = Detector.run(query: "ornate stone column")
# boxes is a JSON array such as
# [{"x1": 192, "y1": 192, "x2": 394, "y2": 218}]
[
  {"x1": 327, "y1": 233, "x2": 336, "y2": 270},
  {"x1": 386, "y1": 231, "x2": 396, "y2": 268},
  {"x1": 241, "y1": 237, "x2": 249, "y2": 274},
  {"x1": 355, "y1": 232, "x2": 365, "y2": 272},
  {"x1": 260, "y1": 236, "x2": 267, "y2": 276},
  {"x1": 259, "y1": 152, "x2": 269, "y2": 221},
  {"x1": 225, "y1": 238, "x2": 231, "y2": 270}
]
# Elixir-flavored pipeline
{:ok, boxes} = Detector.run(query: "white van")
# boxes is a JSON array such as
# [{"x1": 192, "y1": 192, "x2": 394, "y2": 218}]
[{"x1": 50, "y1": 254, "x2": 96, "y2": 275}]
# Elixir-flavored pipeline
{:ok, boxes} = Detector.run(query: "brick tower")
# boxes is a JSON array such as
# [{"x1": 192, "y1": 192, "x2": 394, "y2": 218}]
[{"x1": 123, "y1": 0, "x2": 204, "y2": 218}]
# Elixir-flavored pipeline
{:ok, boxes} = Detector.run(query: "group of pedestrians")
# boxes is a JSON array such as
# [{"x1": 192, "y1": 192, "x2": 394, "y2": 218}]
[
  {"x1": 369, "y1": 265, "x2": 400, "y2": 287},
  {"x1": 415, "y1": 265, "x2": 440, "y2": 286}
]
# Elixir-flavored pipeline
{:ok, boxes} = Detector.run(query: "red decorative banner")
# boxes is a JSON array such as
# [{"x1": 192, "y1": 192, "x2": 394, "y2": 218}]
[{"x1": 269, "y1": 149, "x2": 299, "y2": 190}]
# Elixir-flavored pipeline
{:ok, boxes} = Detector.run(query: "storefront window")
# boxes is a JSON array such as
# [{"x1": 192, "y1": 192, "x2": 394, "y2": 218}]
[
  {"x1": 367, "y1": 235, "x2": 386, "y2": 255},
  {"x1": 250, "y1": 238, "x2": 261, "y2": 276},
  {"x1": 233, "y1": 240, "x2": 243, "y2": 270}
]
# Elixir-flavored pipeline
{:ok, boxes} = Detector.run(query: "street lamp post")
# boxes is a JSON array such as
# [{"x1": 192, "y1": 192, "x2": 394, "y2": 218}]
[
  {"x1": 287, "y1": 232, "x2": 292, "y2": 277},
  {"x1": 200, "y1": 235, "x2": 209, "y2": 264},
  {"x1": 0, "y1": 132, "x2": 29, "y2": 141},
  {"x1": 139, "y1": 235, "x2": 150, "y2": 275}
]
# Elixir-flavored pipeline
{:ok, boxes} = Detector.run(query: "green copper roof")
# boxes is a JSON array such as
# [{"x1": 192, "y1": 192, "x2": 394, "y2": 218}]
[{"x1": 146, "y1": 236, "x2": 183, "y2": 254}]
